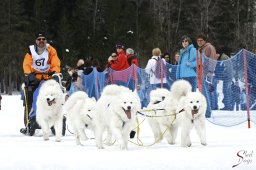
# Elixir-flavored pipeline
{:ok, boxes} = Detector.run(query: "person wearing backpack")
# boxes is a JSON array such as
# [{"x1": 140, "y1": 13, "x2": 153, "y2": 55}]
[
  {"x1": 176, "y1": 35, "x2": 197, "y2": 91},
  {"x1": 145, "y1": 48, "x2": 168, "y2": 89}
]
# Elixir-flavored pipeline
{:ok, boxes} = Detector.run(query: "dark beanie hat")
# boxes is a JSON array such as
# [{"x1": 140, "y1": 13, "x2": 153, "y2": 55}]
[
  {"x1": 115, "y1": 43, "x2": 124, "y2": 49},
  {"x1": 35, "y1": 31, "x2": 47, "y2": 39}
]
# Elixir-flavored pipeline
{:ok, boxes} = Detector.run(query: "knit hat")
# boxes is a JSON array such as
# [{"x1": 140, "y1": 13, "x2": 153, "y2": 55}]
[
  {"x1": 35, "y1": 31, "x2": 47, "y2": 39},
  {"x1": 126, "y1": 48, "x2": 134, "y2": 55}
]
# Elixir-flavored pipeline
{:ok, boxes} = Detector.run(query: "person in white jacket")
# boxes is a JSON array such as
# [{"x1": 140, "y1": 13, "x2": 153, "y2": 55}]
[{"x1": 145, "y1": 48, "x2": 168, "y2": 89}]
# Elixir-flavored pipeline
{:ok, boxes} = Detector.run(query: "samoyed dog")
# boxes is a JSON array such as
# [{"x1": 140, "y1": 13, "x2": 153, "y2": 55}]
[
  {"x1": 36, "y1": 79, "x2": 65, "y2": 142},
  {"x1": 94, "y1": 85, "x2": 141, "y2": 150},
  {"x1": 62, "y1": 91, "x2": 97, "y2": 145},
  {"x1": 146, "y1": 80, "x2": 192, "y2": 144},
  {"x1": 175, "y1": 89, "x2": 207, "y2": 147}
]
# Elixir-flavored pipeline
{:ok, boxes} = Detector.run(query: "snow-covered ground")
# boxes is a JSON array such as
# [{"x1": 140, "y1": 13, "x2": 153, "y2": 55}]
[{"x1": 0, "y1": 94, "x2": 255, "y2": 170}]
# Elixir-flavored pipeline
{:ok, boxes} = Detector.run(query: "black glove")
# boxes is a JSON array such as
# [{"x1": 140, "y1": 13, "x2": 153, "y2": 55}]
[
  {"x1": 24, "y1": 73, "x2": 40, "y2": 87},
  {"x1": 48, "y1": 71, "x2": 56, "y2": 76}
]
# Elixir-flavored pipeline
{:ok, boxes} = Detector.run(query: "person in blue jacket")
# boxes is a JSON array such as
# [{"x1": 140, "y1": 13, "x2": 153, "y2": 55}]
[{"x1": 176, "y1": 35, "x2": 197, "y2": 91}]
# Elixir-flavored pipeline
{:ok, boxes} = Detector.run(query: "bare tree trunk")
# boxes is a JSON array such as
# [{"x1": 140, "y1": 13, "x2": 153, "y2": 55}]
[
  {"x1": 136, "y1": 0, "x2": 139, "y2": 53},
  {"x1": 152, "y1": 0, "x2": 156, "y2": 45},
  {"x1": 206, "y1": 0, "x2": 209, "y2": 35},
  {"x1": 175, "y1": 0, "x2": 182, "y2": 33},
  {"x1": 8, "y1": 64, "x2": 12, "y2": 95},
  {"x1": 4, "y1": 68, "x2": 8, "y2": 94},
  {"x1": 0, "y1": 71, "x2": 4, "y2": 93},
  {"x1": 166, "y1": 0, "x2": 171, "y2": 51},
  {"x1": 236, "y1": 0, "x2": 240, "y2": 40},
  {"x1": 93, "y1": 0, "x2": 98, "y2": 36}
]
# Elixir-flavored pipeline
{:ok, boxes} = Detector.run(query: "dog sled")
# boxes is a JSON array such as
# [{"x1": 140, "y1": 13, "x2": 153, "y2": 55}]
[{"x1": 20, "y1": 73, "x2": 67, "y2": 136}]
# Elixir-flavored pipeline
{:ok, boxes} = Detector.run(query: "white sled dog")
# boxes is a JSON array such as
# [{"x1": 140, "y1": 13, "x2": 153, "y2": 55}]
[
  {"x1": 36, "y1": 79, "x2": 65, "y2": 142},
  {"x1": 62, "y1": 91, "x2": 96, "y2": 145},
  {"x1": 94, "y1": 84, "x2": 141, "y2": 150},
  {"x1": 146, "y1": 80, "x2": 192, "y2": 144},
  {"x1": 175, "y1": 88, "x2": 207, "y2": 147}
]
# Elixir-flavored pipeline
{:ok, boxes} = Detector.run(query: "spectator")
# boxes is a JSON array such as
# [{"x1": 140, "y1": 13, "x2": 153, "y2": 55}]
[
  {"x1": 125, "y1": 48, "x2": 139, "y2": 90},
  {"x1": 168, "y1": 51, "x2": 180, "y2": 86},
  {"x1": 145, "y1": 47, "x2": 168, "y2": 89},
  {"x1": 172, "y1": 51, "x2": 180, "y2": 65},
  {"x1": 108, "y1": 44, "x2": 129, "y2": 71},
  {"x1": 196, "y1": 34, "x2": 218, "y2": 100},
  {"x1": 240, "y1": 88, "x2": 246, "y2": 110},
  {"x1": 83, "y1": 59, "x2": 93, "y2": 75},
  {"x1": 82, "y1": 56, "x2": 104, "y2": 74},
  {"x1": 126, "y1": 48, "x2": 139, "y2": 66},
  {"x1": 176, "y1": 35, "x2": 197, "y2": 91},
  {"x1": 231, "y1": 81, "x2": 241, "y2": 111},
  {"x1": 196, "y1": 34, "x2": 218, "y2": 73},
  {"x1": 196, "y1": 33, "x2": 218, "y2": 116},
  {"x1": 76, "y1": 59, "x2": 85, "y2": 75},
  {"x1": 162, "y1": 53, "x2": 171, "y2": 64},
  {"x1": 92, "y1": 58, "x2": 104, "y2": 72},
  {"x1": 215, "y1": 53, "x2": 233, "y2": 110},
  {"x1": 66, "y1": 59, "x2": 85, "y2": 93}
]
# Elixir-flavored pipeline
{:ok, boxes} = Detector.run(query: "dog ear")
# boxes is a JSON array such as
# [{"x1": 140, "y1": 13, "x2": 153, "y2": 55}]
[
  {"x1": 133, "y1": 88, "x2": 137, "y2": 93},
  {"x1": 196, "y1": 88, "x2": 200, "y2": 93}
]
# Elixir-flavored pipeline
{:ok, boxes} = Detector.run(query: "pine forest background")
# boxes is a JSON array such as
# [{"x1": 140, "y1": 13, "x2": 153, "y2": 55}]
[{"x1": 0, "y1": 0, "x2": 255, "y2": 94}]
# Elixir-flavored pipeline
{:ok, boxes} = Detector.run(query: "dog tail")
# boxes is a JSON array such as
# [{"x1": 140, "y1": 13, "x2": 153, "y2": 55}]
[
  {"x1": 62, "y1": 91, "x2": 88, "y2": 114},
  {"x1": 171, "y1": 79, "x2": 192, "y2": 99}
]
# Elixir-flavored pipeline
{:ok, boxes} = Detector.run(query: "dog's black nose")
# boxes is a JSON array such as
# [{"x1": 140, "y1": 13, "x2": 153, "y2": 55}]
[
  {"x1": 127, "y1": 106, "x2": 131, "y2": 110},
  {"x1": 193, "y1": 106, "x2": 197, "y2": 110},
  {"x1": 47, "y1": 98, "x2": 50, "y2": 101}
]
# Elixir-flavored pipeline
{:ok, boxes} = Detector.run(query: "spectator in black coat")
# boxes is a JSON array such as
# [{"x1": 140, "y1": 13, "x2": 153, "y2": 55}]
[{"x1": 231, "y1": 81, "x2": 241, "y2": 111}]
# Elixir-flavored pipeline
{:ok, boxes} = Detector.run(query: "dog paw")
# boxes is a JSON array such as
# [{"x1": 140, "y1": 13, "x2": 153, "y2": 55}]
[
  {"x1": 55, "y1": 138, "x2": 61, "y2": 142},
  {"x1": 201, "y1": 142, "x2": 207, "y2": 146},
  {"x1": 76, "y1": 141, "x2": 82, "y2": 146},
  {"x1": 168, "y1": 141, "x2": 175, "y2": 145},
  {"x1": 120, "y1": 144, "x2": 128, "y2": 150},
  {"x1": 43, "y1": 135, "x2": 49, "y2": 141},
  {"x1": 105, "y1": 141, "x2": 113, "y2": 146},
  {"x1": 98, "y1": 146, "x2": 104, "y2": 149},
  {"x1": 180, "y1": 144, "x2": 188, "y2": 147}
]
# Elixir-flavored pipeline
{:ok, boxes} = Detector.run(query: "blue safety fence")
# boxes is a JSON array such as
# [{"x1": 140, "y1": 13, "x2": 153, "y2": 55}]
[{"x1": 68, "y1": 49, "x2": 256, "y2": 127}]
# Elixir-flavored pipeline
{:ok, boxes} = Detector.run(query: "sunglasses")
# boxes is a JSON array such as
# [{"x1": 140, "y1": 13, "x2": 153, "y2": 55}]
[{"x1": 37, "y1": 38, "x2": 46, "y2": 41}]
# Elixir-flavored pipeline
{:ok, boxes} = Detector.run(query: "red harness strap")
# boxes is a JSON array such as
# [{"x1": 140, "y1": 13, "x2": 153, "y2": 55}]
[{"x1": 196, "y1": 50, "x2": 203, "y2": 92}]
